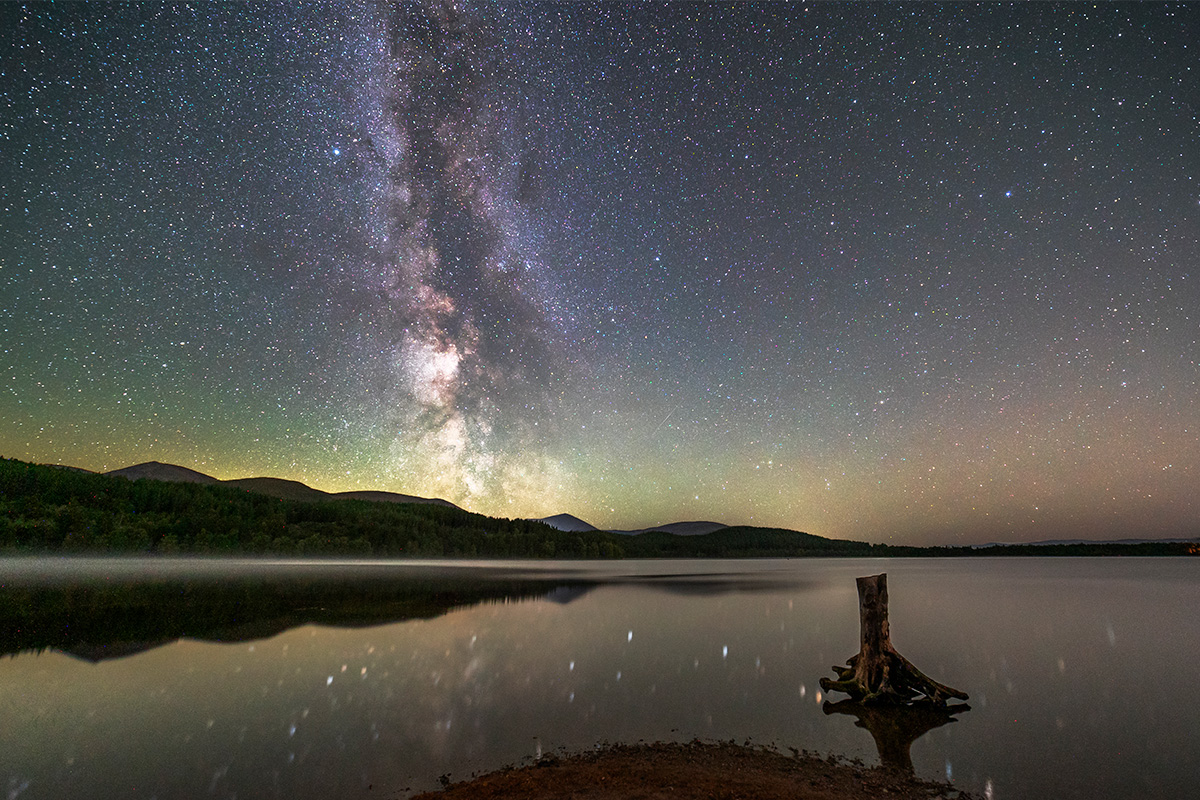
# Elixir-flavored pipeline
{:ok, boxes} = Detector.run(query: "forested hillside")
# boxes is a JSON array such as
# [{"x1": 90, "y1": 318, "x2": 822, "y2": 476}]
[
  {"x1": 0, "y1": 458, "x2": 627, "y2": 557},
  {"x1": 1, "y1": 458, "x2": 866, "y2": 558},
  {"x1": 4, "y1": 459, "x2": 1190, "y2": 558}
]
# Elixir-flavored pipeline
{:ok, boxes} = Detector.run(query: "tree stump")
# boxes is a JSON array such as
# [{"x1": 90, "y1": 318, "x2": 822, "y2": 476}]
[{"x1": 819, "y1": 573, "x2": 968, "y2": 706}]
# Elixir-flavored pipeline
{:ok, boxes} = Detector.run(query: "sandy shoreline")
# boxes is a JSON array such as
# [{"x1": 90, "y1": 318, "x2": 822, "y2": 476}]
[{"x1": 409, "y1": 740, "x2": 981, "y2": 800}]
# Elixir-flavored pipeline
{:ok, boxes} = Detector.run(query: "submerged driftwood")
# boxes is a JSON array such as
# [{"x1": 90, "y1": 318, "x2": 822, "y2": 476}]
[{"x1": 819, "y1": 573, "x2": 968, "y2": 706}]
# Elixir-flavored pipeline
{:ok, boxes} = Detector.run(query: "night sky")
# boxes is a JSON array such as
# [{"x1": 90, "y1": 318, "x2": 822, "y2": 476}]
[{"x1": 3, "y1": 2, "x2": 1198, "y2": 545}]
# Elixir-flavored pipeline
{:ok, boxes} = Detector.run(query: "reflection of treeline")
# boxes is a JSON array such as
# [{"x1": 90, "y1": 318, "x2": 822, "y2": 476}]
[{"x1": 0, "y1": 575, "x2": 584, "y2": 659}]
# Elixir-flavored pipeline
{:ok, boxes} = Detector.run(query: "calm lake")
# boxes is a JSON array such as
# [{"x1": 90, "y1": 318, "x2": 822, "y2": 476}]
[{"x1": 2, "y1": 557, "x2": 1197, "y2": 799}]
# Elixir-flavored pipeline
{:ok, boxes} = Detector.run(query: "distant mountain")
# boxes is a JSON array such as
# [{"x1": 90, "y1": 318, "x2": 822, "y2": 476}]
[
  {"x1": 223, "y1": 477, "x2": 328, "y2": 503},
  {"x1": 103, "y1": 461, "x2": 458, "y2": 508},
  {"x1": 537, "y1": 513, "x2": 598, "y2": 532},
  {"x1": 537, "y1": 514, "x2": 730, "y2": 536},
  {"x1": 333, "y1": 490, "x2": 458, "y2": 509},
  {"x1": 106, "y1": 461, "x2": 218, "y2": 484},
  {"x1": 615, "y1": 521, "x2": 728, "y2": 536}
]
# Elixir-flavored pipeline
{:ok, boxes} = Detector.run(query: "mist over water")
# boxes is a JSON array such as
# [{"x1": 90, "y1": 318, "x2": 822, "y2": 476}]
[{"x1": 2, "y1": 557, "x2": 1198, "y2": 799}]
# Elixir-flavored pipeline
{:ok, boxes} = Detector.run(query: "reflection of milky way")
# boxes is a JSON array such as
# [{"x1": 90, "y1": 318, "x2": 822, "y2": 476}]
[{"x1": 351, "y1": 1, "x2": 567, "y2": 505}]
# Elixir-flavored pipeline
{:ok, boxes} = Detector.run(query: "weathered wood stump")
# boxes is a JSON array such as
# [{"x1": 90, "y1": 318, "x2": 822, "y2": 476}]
[{"x1": 819, "y1": 573, "x2": 968, "y2": 706}]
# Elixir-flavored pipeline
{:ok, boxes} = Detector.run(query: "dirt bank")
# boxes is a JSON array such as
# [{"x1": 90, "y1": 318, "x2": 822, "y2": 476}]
[{"x1": 410, "y1": 740, "x2": 979, "y2": 800}]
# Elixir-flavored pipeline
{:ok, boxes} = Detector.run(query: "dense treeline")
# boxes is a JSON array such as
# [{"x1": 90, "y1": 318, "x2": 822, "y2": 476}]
[
  {"x1": 616, "y1": 526, "x2": 874, "y2": 558},
  {"x1": 0, "y1": 458, "x2": 627, "y2": 558},
  {"x1": 938, "y1": 541, "x2": 1199, "y2": 557},
  {"x1": 2, "y1": 458, "x2": 1194, "y2": 558},
  {"x1": 3, "y1": 458, "x2": 877, "y2": 558}
]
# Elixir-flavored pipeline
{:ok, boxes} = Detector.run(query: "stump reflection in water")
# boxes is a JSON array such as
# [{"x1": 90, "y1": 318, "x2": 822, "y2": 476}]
[{"x1": 823, "y1": 699, "x2": 970, "y2": 774}]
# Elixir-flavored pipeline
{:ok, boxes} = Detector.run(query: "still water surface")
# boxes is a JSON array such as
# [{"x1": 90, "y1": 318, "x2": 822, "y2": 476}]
[{"x1": 1, "y1": 557, "x2": 1197, "y2": 799}]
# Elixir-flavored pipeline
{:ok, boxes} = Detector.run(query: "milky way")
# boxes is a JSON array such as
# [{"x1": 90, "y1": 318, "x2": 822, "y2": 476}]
[
  {"x1": 2, "y1": 2, "x2": 1198, "y2": 544},
  {"x1": 344, "y1": 1, "x2": 572, "y2": 508}
]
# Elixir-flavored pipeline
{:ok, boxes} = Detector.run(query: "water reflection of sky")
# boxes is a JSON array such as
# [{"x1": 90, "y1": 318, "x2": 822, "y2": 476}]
[{"x1": 1, "y1": 558, "x2": 1197, "y2": 799}]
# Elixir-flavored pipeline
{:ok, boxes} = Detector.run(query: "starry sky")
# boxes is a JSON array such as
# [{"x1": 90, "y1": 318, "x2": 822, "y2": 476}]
[{"x1": 3, "y1": 2, "x2": 1198, "y2": 546}]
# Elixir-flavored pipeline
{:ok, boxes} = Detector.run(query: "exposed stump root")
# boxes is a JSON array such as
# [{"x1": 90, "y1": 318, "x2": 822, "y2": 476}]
[
  {"x1": 819, "y1": 573, "x2": 968, "y2": 706},
  {"x1": 821, "y1": 650, "x2": 968, "y2": 706}
]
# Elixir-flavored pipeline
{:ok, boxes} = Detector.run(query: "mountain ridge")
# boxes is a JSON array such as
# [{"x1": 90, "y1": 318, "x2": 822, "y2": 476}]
[
  {"x1": 25, "y1": 459, "x2": 1199, "y2": 552},
  {"x1": 535, "y1": 513, "x2": 597, "y2": 532},
  {"x1": 537, "y1": 513, "x2": 728, "y2": 537},
  {"x1": 106, "y1": 461, "x2": 218, "y2": 485},
  {"x1": 105, "y1": 461, "x2": 458, "y2": 509},
  {"x1": 613, "y1": 521, "x2": 728, "y2": 536}
]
